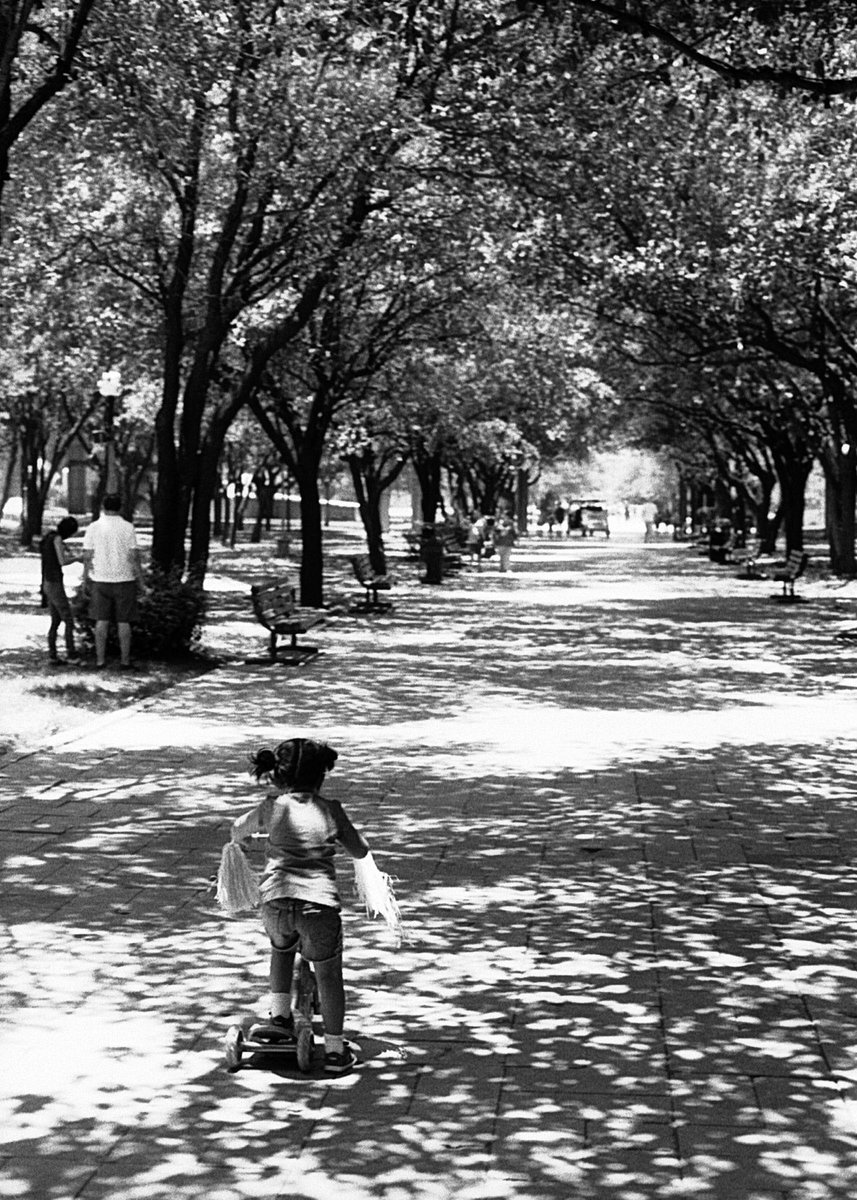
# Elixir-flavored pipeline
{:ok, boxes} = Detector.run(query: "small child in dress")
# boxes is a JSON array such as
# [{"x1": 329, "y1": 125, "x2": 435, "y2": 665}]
[{"x1": 230, "y1": 737, "x2": 369, "y2": 1073}]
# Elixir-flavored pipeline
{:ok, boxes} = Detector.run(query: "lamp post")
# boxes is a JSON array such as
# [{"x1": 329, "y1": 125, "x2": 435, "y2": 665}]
[{"x1": 96, "y1": 369, "x2": 122, "y2": 494}]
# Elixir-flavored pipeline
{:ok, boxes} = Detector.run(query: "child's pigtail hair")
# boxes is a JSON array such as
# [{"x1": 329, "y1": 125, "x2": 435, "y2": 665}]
[
  {"x1": 298, "y1": 739, "x2": 336, "y2": 788},
  {"x1": 273, "y1": 739, "x2": 300, "y2": 785},
  {"x1": 249, "y1": 747, "x2": 278, "y2": 780},
  {"x1": 252, "y1": 737, "x2": 337, "y2": 789}
]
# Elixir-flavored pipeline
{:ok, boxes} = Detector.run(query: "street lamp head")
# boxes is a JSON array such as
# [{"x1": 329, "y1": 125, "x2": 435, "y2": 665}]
[{"x1": 97, "y1": 369, "x2": 122, "y2": 397}]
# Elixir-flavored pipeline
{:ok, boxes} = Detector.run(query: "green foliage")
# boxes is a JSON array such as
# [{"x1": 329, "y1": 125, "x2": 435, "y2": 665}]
[
  {"x1": 135, "y1": 567, "x2": 207, "y2": 657},
  {"x1": 72, "y1": 567, "x2": 207, "y2": 660},
  {"x1": 9, "y1": 0, "x2": 857, "y2": 581}
]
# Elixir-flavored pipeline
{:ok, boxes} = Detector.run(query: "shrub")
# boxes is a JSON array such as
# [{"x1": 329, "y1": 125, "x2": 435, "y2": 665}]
[
  {"x1": 72, "y1": 567, "x2": 207, "y2": 660},
  {"x1": 135, "y1": 567, "x2": 207, "y2": 657}
]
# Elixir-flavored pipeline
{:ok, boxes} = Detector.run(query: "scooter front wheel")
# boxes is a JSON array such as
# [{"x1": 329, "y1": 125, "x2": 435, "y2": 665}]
[{"x1": 224, "y1": 1025, "x2": 244, "y2": 1073}]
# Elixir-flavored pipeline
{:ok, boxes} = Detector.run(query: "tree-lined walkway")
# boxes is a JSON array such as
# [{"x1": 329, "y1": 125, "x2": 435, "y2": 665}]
[{"x1": 3, "y1": 534, "x2": 857, "y2": 1199}]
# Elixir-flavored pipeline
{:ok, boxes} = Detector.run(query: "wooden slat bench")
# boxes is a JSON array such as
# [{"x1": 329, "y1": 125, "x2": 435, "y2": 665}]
[
  {"x1": 771, "y1": 550, "x2": 809, "y2": 601},
  {"x1": 404, "y1": 525, "x2": 463, "y2": 573},
  {"x1": 350, "y1": 554, "x2": 393, "y2": 614},
  {"x1": 249, "y1": 578, "x2": 325, "y2": 664}
]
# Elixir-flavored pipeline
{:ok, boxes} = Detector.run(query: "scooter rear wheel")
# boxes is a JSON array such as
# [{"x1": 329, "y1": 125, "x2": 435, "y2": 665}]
[{"x1": 297, "y1": 1026, "x2": 313, "y2": 1073}]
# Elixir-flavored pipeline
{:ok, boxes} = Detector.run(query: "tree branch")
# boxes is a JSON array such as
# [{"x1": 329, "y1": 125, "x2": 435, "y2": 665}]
[{"x1": 570, "y1": 0, "x2": 857, "y2": 98}]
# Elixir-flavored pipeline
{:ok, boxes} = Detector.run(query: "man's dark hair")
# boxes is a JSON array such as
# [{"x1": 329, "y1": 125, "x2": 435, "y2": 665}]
[
  {"x1": 102, "y1": 493, "x2": 122, "y2": 513},
  {"x1": 57, "y1": 516, "x2": 79, "y2": 538}
]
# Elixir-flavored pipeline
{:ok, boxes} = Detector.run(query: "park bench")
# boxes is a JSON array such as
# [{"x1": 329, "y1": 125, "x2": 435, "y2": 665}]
[
  {"x1": 350, "y1": 554, "x2": 393, "y2": 613},
  {"x1": 771, "y1": 550, "x2": 809, "y2": 601},
  {"x1": 403, "y1": 526, "x2": 463, "y2": 573},
  {"x1": 249, "y1": 578, "x2": 325, "y2": 664},
  {"x1": 437, "y1": 532, "x2": 464, "y2": 573}
]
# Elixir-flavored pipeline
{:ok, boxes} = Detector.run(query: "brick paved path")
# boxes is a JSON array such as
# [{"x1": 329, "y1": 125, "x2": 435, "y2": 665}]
[{"x1": 3, "y1": 535, "x2": 857, "y2": 1199}]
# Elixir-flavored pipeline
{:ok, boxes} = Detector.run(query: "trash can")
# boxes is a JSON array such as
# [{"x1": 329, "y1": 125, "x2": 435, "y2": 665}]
[
  {"x1": 421, "y1": 531, "x2": 444, "y2": 584},
  {"x1": 708, "y1": 521, "x2": 731, "y2": 564}
]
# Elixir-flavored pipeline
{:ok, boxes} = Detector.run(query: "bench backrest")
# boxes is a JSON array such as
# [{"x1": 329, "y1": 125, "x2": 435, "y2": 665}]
[
  {"x1": 350, "y1": 554, "x2": 373, "y2": 583},
  {"x1": 251, "y1": 579, "x2": 297, "y2": 628}
]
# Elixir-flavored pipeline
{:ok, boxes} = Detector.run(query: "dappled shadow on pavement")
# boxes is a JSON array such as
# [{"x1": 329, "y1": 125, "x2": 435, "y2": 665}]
[{"x1": 3, "y1": 539, "x2": 857, "y2": 1198}]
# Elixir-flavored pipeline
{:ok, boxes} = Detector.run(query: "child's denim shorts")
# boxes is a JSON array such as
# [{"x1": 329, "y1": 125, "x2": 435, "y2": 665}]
[{"x1": 262, "y1": 897, "x2": 343, "y2": 963}]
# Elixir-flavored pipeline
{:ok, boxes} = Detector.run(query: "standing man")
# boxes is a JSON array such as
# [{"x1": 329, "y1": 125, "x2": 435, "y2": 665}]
[{"x1": 83, "y1": 493, "x2": 145, "y2": 669}]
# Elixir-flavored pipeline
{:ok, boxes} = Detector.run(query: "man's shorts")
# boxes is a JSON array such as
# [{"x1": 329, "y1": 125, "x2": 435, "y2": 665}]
[
  {"x1": 89, "y1": 580, "x2": 138, "y2": 623},
  {"x1": 261, "y1": 898, "x2": 343, "y2": 964}
]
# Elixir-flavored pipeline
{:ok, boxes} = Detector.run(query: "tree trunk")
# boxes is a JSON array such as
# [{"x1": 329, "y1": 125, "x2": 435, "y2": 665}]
[
  {"x1": 187, "y1": 397, "x2": 249, "y2": 583},
  {"x1": 713, "y1": 478, "x2": 732, "y2": 520},
  {"x1": 230, "y1": 490, "x2": 249, "y2": 548},
  {"x1": 19, "y1": 418, "x2": 47, "y2": 547},
  {"x1": 151, "y1": 405, "x2": 187, "y2": 573},
  {"x1": 755, "y1": 495, "x2": 778, "y2": 554},
  {"x1": 20, "y1": 475, "x2": 43, "y2": 547},
  {"x1": 516, "y1": 468, "x2": 529, "y2": 533},
  {"x1": 448, "y1": 468, "x2": 467, "y2": 516},
  {"x1": 187, "y1": 436, "x2": 222, "y2": 585},
  {"x1": 773, "y1": 456, "x2": 812, "y2": 556},
  {"x1": 413, "y1": 451, "x2": 442, "y2": 525},
  {"x1": 744, "y1": 472, "x2": 778, "y2": 554},
  {"x1": 782, "y1": 489, "x2": 806, "y2": 557},
  {"x1": 297, "y1": 472, "x2": 325, "y2": 607},
  {"x1": 822, "y1": 444, "x2": 857, "y2": 575},
  {"x1": 251, "y1": 479, "x2": 276, "y2": 543},
  {"x1": 348, "y1": 457, "x2": 387, "y2": 574},
  {"x1": 1, "y1": 435, "x2": 18, "y2": 512},
  {"x1": 220, "y1": 492, "x2": 232, "y2": 545}
]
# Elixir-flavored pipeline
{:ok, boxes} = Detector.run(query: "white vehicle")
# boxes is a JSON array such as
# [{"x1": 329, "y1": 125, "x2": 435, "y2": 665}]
[{"x1": 570, "y1": 500, "x2": 610, "y2": 538}]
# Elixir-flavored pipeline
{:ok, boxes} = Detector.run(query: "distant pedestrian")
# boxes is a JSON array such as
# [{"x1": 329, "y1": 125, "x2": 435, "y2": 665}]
[
  {"x1": 466, "y1": 511, "x2": 486, "y2": 569},
  {"x1": 83, "y1": 493, "x2": 145, "y2": 669},
  {"x1": 492, "y1": 508, "x2": 517, "y2": 572},
  {"x1": 642, "y1": 500, "x2": 658, "y2": 542},
  {"x1": 566, "y1": 502, "x2": 580, "y2": 536},
  {"x1": 40, "y1": 516, "x2": 81, "y2": 666},
  {"x1": 476, "y1": 514, "x2": 496, "y2": 563},
  {"x1": 552, "y1": 503, "x2": 566, "y2": 537}
]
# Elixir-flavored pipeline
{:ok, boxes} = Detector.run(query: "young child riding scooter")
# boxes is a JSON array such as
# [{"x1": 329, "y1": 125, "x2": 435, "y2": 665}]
[{"x1": 229, "y1": 737, "x2": 369, "y2": 1074}]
